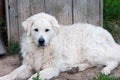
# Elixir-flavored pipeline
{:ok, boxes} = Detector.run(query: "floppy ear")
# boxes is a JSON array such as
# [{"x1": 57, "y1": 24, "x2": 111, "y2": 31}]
[
  {"x1": 22, "y1": 19, "x2": 34, "y2": 36},
  {"x1": 50, "y1": 18, "x2": 60, "y2": 35}
]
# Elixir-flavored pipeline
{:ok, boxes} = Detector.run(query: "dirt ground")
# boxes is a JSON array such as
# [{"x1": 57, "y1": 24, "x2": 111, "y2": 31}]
[{"x1": 0, "y1": 55, "x2": 120, "y2": 80}]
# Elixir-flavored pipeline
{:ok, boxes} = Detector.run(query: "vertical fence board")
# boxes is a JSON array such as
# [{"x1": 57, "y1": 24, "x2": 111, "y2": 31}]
[
  {"x1": 5, "y1": 0, "x2": 10, "y2": 40},
  {"x1": 6, "y1": 0, "x2": 103, "y2": 41},
  {"x1": 17, "y1": 0, "x2": 31, "y2": 38},
  {"x1": 87, "y1": 0, "x2": 101, "y2": 26},
  {"x1": 9, "y1": 0, "x2": 19, "y2": 41},
  {"x1": 99, "y1": 0, "x2": 103, "y2": 26},
  {"x1": 30, "y1": 0, "x2": 45, "y2": 15},
  {"x1": 73, "y1": 0, "x2": 88, "y2": 23},
  {"x1": 45, "y1": 0, "x2": 72, "y2": 25}
]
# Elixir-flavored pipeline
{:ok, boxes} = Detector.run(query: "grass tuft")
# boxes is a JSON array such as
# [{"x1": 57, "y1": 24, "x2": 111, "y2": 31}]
[
  {"x1": 32, "y1": 72, "x2": 47, "y2": 80},
  {"x1": 92, "y1": 73, "x2": 120, "y2": 80},
  {"x1": 32, "y1": 72, "x2": 40, "y2": 80},
  {"x1": 7, "y1": 39, "x2": 20, "y2": 55},
  {"x1": 103, "y1": 0, "x2": 120, "y2": 43},
  {"x1": 103, "y1": 0, "x2": 120, "y2": 20}
]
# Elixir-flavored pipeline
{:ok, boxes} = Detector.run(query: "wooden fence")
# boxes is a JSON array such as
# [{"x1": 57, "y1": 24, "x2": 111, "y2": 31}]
[{"x1": 5, "y1": 0, "x2": 103, "y2": 41}]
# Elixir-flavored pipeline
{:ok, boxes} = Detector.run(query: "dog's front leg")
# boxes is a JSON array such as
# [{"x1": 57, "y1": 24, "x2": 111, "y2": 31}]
[
  {"x1": 0, "y1": 65, "x2": 33, "y2": 80},
  {"x1": 28, "y1": 67, "x2": 60, "y2": 80}
]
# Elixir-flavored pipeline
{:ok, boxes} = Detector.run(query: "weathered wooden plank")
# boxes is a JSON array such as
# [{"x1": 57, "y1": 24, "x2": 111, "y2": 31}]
[
  {"x1": 87, "y1": 0, "x2": 101, "y2": 26},
  {"x1": 5, "y1": 0, "x2": 10, "y2": 40},
  {"x1": 45, "y1": 0, "x2": 72, "y2": 25},
  {"x1": 9, "y1": 0, "x2": 19, "y2": 41},
  {"x1": 30, "y1": 0, "x2": 45, "y2": 15},
  {"x1": 6, "y1": 0, "x2": 103, "y2": 41},
  {"x1": 73, "y1": 0, "x2": 88, "y2": 23},
  {"x1": 99, "y1": 0, "x2": 103, "y2": 26},
  {"x1": 17, "y1": 0, "x2": 31, "y2": 38}
]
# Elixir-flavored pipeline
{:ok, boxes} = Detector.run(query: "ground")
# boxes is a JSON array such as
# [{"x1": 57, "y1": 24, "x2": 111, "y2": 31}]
[{"x1": 0, "y1": 55, "x2": 120, "y2": 80}]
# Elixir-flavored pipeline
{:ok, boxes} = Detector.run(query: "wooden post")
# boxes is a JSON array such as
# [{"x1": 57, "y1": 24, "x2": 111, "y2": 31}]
[{"x1": 5, "y1": 0, "x2": 10, "y2": 40}]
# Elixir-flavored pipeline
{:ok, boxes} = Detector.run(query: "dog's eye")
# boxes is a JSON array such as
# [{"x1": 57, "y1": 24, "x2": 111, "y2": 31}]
[
  {"x1": 45, "y1": 29, "x2": 50, "y2": 32},
  {"x1": 34, "y1": 28, "x2": 38, "y2": 32}
]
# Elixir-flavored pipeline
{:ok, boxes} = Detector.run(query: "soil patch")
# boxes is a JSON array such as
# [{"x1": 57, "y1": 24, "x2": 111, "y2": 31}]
[{"x1": 0, "y1": 55, "x2": 120, "y2": 80}]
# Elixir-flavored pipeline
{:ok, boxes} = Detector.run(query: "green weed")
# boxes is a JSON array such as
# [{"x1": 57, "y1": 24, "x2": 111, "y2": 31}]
[
  {"x1": 92, "y1": 73, "x2": 120, "y2": 80},
  {"x1": 7, "y1": 40, "x2": 20, "y2": 55},
  {"x1": 32, "y1": 72, "x2": 47, "y2": 80},
  {"x1": 103, "y1": 0, "x2": 120, "y2": 43},
  {"x1": 32, "y1": 72, "x2": 40, "y2": 80},
  {"x1": 103, "y1": 0, "x2": 120, "y2": 20}
]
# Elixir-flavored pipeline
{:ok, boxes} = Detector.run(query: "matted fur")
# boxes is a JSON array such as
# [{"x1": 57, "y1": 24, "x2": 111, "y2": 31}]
[{"x1": 0, "y1": 13, "x2": 120, "y2": 80}]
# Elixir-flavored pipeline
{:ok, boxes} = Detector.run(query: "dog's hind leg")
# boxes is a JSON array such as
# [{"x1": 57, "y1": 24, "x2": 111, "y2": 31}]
[
  {"x1": 77, "y1": 63, "x2": 93, "y2": 71},
  {"x1": 66, "y1": 63, "x2": 93, "y2": 74},
  {"x1": 101, "y1": 61, "x2": 118, "y2": 75}
]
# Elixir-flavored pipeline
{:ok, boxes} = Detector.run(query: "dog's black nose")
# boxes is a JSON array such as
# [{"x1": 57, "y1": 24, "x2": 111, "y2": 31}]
[{"x1": 38, "y1": 37, "x2": 45, "y2": 45}]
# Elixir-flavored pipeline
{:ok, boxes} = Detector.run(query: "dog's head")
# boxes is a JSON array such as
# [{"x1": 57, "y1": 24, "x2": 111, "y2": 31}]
[{"x1": 22, "y1": 12, "x2": 60, "y2": 47}]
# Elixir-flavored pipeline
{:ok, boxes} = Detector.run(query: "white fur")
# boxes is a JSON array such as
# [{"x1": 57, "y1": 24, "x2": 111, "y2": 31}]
[{"x1": 0, "y1": 13, "x2": 120, "y2": 80}]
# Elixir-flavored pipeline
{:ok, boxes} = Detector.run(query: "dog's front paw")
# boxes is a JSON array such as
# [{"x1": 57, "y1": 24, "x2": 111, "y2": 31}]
[
  {"x1": 0, "y1": 77, "x2": 3, "y2": 80},
  {"x1": 101, "y1": 68, "x2": 110, "y2": 75},
  {"x1": 0, "y1": 76, "x2": 9, "y2": 80}
]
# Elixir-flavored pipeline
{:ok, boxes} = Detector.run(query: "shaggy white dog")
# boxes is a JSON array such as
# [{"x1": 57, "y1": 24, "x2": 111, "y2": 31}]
[{"x1": 0, "y1": 13, "x2": 120, "y2": 80}]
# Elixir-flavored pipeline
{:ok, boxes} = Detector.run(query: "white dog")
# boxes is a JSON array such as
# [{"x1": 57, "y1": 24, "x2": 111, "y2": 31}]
[{"x1": 0, "y1": 13, "x2": 120, "y2": 80}]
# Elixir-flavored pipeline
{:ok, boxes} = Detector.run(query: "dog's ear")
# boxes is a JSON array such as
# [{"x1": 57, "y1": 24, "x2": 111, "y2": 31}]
[
  {"x1": 49, "y1": 17, "x2": 60, "y2": 35},
  {"x1": 22, "y1": 19, "x2": 34, "y2": 36}
]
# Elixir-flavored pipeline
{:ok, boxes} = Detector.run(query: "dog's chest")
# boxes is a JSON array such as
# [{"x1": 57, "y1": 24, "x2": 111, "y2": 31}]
[
  {"x1": 33, "y1": 52, "x2": 42, "y2": 71},
  {"x1": 33, "y1": 48, "x2": 54, "y2": 71}
]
